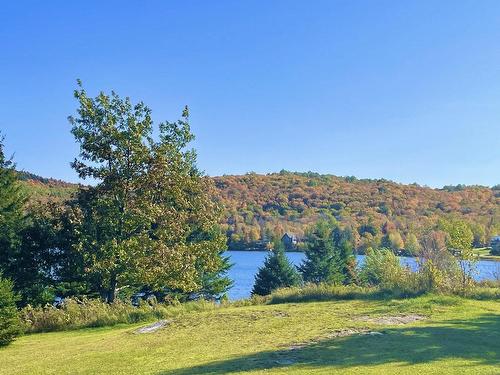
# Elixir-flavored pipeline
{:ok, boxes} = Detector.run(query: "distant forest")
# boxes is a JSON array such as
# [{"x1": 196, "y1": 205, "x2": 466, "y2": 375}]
[{"x1": 19, "y1": 170, "x2": 500, "y2": 252}]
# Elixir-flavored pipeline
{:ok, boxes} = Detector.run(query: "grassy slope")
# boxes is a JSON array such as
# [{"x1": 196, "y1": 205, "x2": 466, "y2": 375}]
[{"x1": 1, "y1": 295, "x2": 499, "y2": 374}]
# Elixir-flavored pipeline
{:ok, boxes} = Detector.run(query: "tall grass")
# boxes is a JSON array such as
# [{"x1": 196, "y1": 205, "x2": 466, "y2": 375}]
[
  {"x1": 21, "y1": 298, "x2": 217, "y2": 333},
  {"x1": 267, "y1": 284, "x2": 381, "y2": 304}
]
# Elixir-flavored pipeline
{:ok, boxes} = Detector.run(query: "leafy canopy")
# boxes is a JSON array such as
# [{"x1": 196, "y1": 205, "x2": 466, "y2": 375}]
[{"x1": 68, "y1": 82, "x2": 229, "y2": 302}]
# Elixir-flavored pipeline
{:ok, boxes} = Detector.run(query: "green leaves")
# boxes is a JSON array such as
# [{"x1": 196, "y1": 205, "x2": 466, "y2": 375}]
[
  {"x1": 438, "y1": 218, "x2": 474, "y2": 252},
  {"x1": 69, "y1": 83, "x2": 230, "y2": 302}
]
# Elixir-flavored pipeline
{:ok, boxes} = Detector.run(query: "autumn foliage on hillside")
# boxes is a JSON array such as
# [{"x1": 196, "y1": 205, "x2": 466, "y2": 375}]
[
  {"x1": 20, "y1": 170, "x2": 499, "y2": 252},
  {"x1": 213, "y1": 171, "x2": 499, "y2": 252},
  {"x1": 17, "y1": 171, "x2": 78, "y2": 204}
]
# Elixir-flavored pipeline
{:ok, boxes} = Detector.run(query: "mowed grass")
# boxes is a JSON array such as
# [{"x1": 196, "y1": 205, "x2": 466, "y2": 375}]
[
  {"x1": 0, "y1": 295, "x2": 499, "y2": 375},
  {"x1": 474, "y1": 247, "x2": 500, "y2": 261}
]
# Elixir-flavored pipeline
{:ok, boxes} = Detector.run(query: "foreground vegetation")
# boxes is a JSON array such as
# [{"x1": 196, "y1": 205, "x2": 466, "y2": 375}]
[
  {"x1": 1, "y1": 84, "x2": 498, "y2": 374},
  {"x1": 0, "y1": 291, "x2": 498, "y2": 374}
]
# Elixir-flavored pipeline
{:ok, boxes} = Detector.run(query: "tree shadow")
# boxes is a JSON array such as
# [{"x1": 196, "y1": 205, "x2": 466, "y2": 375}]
[{"x1": 161, "y1": 313, "x2": 499, "y2": 374}]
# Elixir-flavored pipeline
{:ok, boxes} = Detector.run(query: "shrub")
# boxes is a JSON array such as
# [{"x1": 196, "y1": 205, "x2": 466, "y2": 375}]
[
  {"x1": 417, "y1": 230, "x2": 465, "y2": 294},
  {"x1": 268, "y1": 283, "x2": 378, "y2": 304},
  {"x1": 463, "y1": 286, "x2": 500, "y2": 300},
  {"x1": 0, "y1": 276, "x2": 22, "y2": 346},
  {"x1": 20, "y1": 297, "x2": 217, "y2": 333},
  {"x1": 360, "y1": 248, "x2": 414, "y2": 292}
]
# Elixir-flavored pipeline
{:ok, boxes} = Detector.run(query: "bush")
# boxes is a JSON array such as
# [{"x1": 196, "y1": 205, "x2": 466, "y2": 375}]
[
  {"x1": 415, "y1": 258, "x2": 463, "y2": 294},
  {"x1": 360, "y1": 248, "x2": 415, "y2": 293},
  {"x1": 268, "y1": 283, "x2": 378, "y2": 304},
  {"x1": 416, "y1": 230, "x2": 469, "y2": 294},
  {"x1": 463, "y1": 286, "x2": 500, "y2": 300},
  {"x1": 20, "y1": 297, "x2": 217, "y2": 333},
  {"x1": 0, "y1": 276, "x2": 22, "y2": 346}
]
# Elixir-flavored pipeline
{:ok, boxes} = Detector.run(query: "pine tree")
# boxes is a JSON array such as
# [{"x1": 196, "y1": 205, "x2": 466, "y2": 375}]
[
  {"x1": 299, "y1": 221, "x2": 357, "y2": 284},
  {"x1": 0, "y1": 135, "x2": 69, "y2": 306},
  {"x1": 0, "y1": 275, "x2": 21, "y2": 346},
  {"x1": 331, "y1": 226, "x2": 357, "y2": 284},
  {"x1": 252, "y1": 240, "x2": 301, "y2": 296},
  {"x1": 0, "y1": 135, "x2": 28, "y2": 294},
  {"x1": 299, "y1": 221, "x2": 343, "y2": 284},
  {"x1": 193, "y1": 228, "x2": 233, "y2": 300}
]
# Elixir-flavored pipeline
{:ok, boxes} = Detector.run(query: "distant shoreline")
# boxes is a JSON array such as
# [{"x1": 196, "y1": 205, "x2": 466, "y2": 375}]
[{"x1": 226, "y1": 248, "x2": 500, "y2": 262}]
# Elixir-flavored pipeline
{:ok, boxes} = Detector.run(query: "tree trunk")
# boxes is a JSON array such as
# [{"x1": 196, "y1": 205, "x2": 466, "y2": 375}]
[{"x1": 107, "y1": 274, "x2": 117, "y2": 303}]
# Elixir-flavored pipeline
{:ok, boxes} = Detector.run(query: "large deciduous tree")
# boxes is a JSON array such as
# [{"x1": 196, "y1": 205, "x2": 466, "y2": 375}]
[{"x1": 69, "y1": 82, "x2": 229, "y2": 302}]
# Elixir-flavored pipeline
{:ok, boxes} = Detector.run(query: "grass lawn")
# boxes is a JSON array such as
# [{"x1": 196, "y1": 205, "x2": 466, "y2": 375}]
[
  {"x1": 474, "y1": 247, "x2": 500, "y2": 261},
  {"x1": 0, "y1": 295, "x2": 499, "y2": 374}
]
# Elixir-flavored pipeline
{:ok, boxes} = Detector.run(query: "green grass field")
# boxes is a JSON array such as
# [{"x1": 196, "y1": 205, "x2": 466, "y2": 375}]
[
  {"x1": 1, "y1": 295, "x2": 499, "y2": 374},
  {"x1": 474, "y1": 247, "x2": 500, "y2": 261}
]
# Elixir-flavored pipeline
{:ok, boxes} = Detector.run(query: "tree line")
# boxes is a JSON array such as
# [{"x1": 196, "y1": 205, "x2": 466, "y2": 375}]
[
  {"x1": 215, "y1": 173, "x2": 499, "y2": 252},
  {"x1": 17, "y1": 162, "x2": 499, "y2": 254},
  {"x1": 251, "y1": 215, "x2": 481, "y2": 296}
]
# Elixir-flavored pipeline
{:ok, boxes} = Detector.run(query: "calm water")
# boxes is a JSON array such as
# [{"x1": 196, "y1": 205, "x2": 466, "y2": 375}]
[{"x1": 225, "y1": 251, "x2": 500, "y2": 300}]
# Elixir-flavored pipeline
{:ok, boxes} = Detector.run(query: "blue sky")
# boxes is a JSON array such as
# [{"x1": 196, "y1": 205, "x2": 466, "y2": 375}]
[{"x1": 0, "y1": 1, "x2": 499, "y2": 187}]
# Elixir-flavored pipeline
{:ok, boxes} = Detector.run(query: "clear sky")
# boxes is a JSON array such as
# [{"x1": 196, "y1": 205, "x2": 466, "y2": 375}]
[{"x1": 1, "y1": 1, "x2": 499, "y2": 187}]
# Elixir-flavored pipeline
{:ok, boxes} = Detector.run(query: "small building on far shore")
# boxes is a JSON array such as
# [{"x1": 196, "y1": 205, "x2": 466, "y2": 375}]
[{"x1": 281, "y1": 233, "x2": 298, "y2": 250}]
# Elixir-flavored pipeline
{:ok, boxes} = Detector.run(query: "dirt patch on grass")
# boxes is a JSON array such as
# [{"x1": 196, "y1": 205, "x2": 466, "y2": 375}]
[
  {"x1": 288, "y1": 329, "x2": 383, "y2": 350},
  {"x1": 135, "y1": 320, "x2": 172, "y2": 334},
  {"x1": 273, "y1": 311, "x2": 290, "y2": 318},
  {"x1": 356, "y1": 314, "x2": 426, "y2": 325},
  {"x1": 327, "y1": 328, "x2": 384, "y2": 337}
]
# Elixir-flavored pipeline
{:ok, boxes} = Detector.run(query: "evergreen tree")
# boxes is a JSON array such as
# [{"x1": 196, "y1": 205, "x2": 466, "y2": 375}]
[
  {"x1": 0, "y1": 275, "x2": 21, "y2": 346},
  {"x1": 0, "y1": 135, "x2": 30, "y2": 299},
  {"x1": 0, "y1": 135, "x2": 88, "y2": 306},
  {"x1": 299, "y1": 221, "x2": 357, "y2": 284},
  {"x1": 193, "y1": 228, "x2": 233, "y2": 300},
  {"x1": 252, "y1": 240, "x2": 301, "y2": 296},
  {"x1": 331, "y1": 226, "x2": 357, "y2": 284},
  {"x1": 19, "y1": 202, "x2": 91, "y2": 305},
  {"x1": 299, "y1": 221, "x2": 343, "y2": 284}
]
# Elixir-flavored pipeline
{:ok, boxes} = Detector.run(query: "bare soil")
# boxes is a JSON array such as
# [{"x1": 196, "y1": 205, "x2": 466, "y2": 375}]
[{"x1": 356, "y1": 314, "x2": 426, "y2": 325}]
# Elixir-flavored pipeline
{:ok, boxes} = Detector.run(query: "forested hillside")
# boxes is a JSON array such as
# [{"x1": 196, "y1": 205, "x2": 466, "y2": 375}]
[
  {"x1": 17, "y1": 171, "x2": 77, "y2": 204},
  {"x1": 19, "y1": 170, "x2": 500, "y2": 252},
  {"x1": 215, "y1": 172, "x2": 499, "y2": 251}
]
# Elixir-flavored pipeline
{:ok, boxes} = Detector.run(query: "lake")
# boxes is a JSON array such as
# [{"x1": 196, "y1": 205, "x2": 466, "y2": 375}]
[{"x1": 225, "y1": 250, "x2": 500, "y2": 300}]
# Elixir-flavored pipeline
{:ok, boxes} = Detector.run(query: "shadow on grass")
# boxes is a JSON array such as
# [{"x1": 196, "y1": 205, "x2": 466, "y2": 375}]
[{"x1": 162, "y1": 313, "x2": 499, "y2": 374}]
